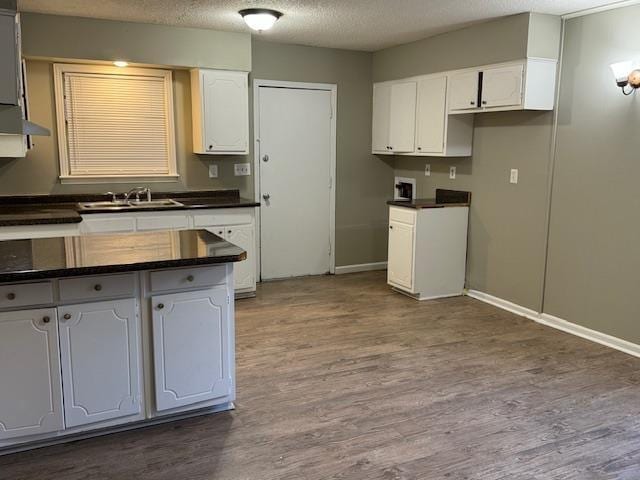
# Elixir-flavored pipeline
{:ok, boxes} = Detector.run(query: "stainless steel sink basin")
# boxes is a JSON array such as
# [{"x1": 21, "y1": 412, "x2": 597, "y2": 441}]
[{"x1": 78, "y1": 199, "x2": 184, "y2": 211}]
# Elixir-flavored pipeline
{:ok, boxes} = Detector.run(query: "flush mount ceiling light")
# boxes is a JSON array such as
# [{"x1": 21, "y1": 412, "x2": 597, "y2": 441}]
[
  {"x1": 239, "y1": 8, "x2": 282, "y2": 32},
  {"x1": 113, "y1": 60, "x2": 129, "y2": 68},
  {"x1": 610, "y1": 60, "x2": 640, "y2": 95}
]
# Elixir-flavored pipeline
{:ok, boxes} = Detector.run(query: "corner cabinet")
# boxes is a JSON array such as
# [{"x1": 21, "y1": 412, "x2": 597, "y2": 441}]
[{"x1": 190, "y1": 69, "x2": 249, "y2": 155}]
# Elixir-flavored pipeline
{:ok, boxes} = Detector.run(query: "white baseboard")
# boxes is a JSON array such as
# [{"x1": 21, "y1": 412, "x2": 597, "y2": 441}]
[
  {"x1": 465, "y1": 289, "x2": 539, "y2": 321},
  {"x1": 465, "y1": 289, "x2": 640, "y2": 358},
  {"x1": 335, "y1": 262, "x2": 387, "y2": 275}
]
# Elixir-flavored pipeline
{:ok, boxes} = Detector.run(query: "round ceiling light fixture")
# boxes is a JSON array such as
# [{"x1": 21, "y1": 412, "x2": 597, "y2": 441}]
[{"x1": 239, "y1": 8, "x2": 282, "y2": 32}]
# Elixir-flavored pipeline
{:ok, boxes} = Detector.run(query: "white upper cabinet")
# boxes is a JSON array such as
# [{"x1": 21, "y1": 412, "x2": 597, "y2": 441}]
[
  {"x1": 388, "y1": 81, "x2": 417, "y2": 153},
  {"x1": 371, "y1": 83, "x2": 391, "y2": 153},
  {"x1": 372, "y1": 81, "x2": 416, "y2": 154},
  {"x1": 0, "y1": 308, "x2": 64, "y2": 441},
  {"x1": 448, "y1": 71, "x2": 480, "y2": 111},
  {"x1": 448, "y1": 59, "x2": 557, "y2": 114},
  {"x1": 58, "y1": 299, "x2": 141, "y2": 428},
  {"x1": 191, "y1": 69, "x2": 249, "y2": 155},
  {"x1": 372, "y1": 75, "x2": 473, "y2": 157}
]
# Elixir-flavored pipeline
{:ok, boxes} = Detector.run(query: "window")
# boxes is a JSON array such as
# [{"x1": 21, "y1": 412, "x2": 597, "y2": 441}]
[{"x1": 53, "y1": 63, "x2": 177, "y2": 181}]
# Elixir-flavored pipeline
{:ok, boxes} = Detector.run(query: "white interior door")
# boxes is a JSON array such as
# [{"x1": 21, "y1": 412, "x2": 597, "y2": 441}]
[{"x1": 258, "y1": 86, "x2": 333, "y2": 280}]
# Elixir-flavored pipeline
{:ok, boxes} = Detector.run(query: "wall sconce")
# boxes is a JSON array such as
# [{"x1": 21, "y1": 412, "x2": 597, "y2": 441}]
[{"x1": 610, "y1": 61, "x2": 640, "y2": 95}]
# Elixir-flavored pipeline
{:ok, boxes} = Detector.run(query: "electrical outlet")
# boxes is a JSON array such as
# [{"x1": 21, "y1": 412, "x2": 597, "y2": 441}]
[
  {"x1": 510, "y1": 168, "x2": 519, "y2": 184},
  {"x1": 449, "y1": 166, "x2": 456, "y2": 179},
  {"x1": 208, "y1": 164, "x2": 219, "y2": 178},
  {"x1": 425, "y1": 163, "x2": 431, "y2": 177},
  {"x1": 234, "y1": 163, "x2": 251, "y2": 176}
]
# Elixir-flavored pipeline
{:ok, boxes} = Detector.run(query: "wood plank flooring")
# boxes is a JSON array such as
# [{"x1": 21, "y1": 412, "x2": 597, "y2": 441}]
[{"x1": 1, "y1": 271, "x2": 639, "y2": 479}]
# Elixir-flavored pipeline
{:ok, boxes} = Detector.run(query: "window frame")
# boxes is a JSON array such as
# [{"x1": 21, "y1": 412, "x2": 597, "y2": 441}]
[{"x1": 53, "y1": 63, "x2": 178, "y2": 183}]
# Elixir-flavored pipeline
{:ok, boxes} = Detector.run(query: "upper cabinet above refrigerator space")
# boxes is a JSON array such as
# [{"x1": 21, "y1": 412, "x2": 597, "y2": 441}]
[{"x1": 190, "y1": 69, "x2": 249, "y2": 155}]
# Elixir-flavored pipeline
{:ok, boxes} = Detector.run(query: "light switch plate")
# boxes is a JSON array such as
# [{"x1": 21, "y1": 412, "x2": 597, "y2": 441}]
[
  {"x1": 425, "y1": 163, "x2": 431, "y2": 177},
  {"x1": 510, "y1": 168, "x2": 519, "y2": 184},
  {"x1": 234, "y1": 163, "x2": 251, "y2": 176},
  {"x1": 208, "y1": 164, "x2": 218, "y2": 178},
  {"x1": 449, "y1": 166, "x2": 456, "y2": 180}
]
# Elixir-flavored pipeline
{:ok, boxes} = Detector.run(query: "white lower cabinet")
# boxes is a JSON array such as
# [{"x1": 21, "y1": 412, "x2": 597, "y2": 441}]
[
  {"x1": 387, "y1": 206, "x2": 469, "y2": 300},
  {"x1": 387, "y1": 221, "x2": 415, "y2": 290},
  {"x1": 58, "y1": 299, "x2": 141, "y2": 428},
  {"x1": 220, "y1": 224, "x2": 255, "y2": 291},
  {"x1": 0, "y1": 308, "x2": 64, "y2": 441},
  {"x1": 152, "y1": 286, "x2": 232, "y2": 411}
]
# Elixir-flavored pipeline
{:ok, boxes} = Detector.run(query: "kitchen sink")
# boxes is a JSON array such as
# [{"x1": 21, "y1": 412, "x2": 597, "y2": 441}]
[{"x1": 77, "y1": 199, "x2": 184, "y2": 211}]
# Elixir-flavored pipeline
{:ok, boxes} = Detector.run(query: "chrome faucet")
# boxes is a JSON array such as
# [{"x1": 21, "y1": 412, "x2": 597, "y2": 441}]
[{"x1": 124, "y1": 187, "x2": 152, "y2": 202}]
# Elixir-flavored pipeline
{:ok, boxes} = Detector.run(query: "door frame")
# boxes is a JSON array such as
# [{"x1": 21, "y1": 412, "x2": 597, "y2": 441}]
[{"x1": 252, "y1": 79, "x2": 338, "y2": 279}]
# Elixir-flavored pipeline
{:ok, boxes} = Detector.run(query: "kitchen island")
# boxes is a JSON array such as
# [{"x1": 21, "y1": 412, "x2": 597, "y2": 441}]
[{"x1": 0, "y1": 229, "x2": 244, "y2": 453}]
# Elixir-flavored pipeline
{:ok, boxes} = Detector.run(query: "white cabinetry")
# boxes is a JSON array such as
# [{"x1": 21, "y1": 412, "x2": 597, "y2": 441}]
[
  {"x1": 387, "y1": 206, "x2": 469, "y2": 300},
  {"x1": 58, "y1": 299, "x2": 141, "y2": 428},
  {"x1": 152, "y1": 286, "x2": 232, "y2": 411},
  {"x1": 449, "y1": 59, "x2": 557, "y2": 114},
  {"x1": 190, "y1": 69, "x2": 249, "y2": 155},
  {"x1": 372, "y1": 81, "x2": 416, "y2": 154},
  {"x1": 207, "y1": 224, "x2": 255, "y2": 291},
  {"x1": 0, "y1": 308, "x2": 64, "y2": 441}
]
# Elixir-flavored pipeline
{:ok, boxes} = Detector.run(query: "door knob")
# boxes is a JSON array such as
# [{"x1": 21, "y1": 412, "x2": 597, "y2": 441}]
[
  {"x1": 262, "y1": 194, "x2": 271, "y2": 201},
  {"x1": 262, "y1": 154, "x2": 269, "y2": 162}
]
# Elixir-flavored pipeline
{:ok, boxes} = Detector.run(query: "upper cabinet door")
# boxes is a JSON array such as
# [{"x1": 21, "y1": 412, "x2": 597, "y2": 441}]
[
  {"x1": 0, "y1": 13, "x2": 19, "y2": 106},
  {"x1": 481, "y1": 64, "x2": 524, "y2": 108},
  {"x1": 0, "y1": 308, "x2": 64, "y2": 441},
  {"x1": 192, "y1": 69, "x2": 249, "y2": 155},
  {"x1": 152, "y1": 286, "x2": 232, "y2": 412},
  {"x1": 388, "y1": 81, "x2": 417, "y2": 153},
  {"x1": 371, "y1": 83, "x2": 392, "y2": 153},
  {"x1": 415, "y1": 75, "x2": 447, "y2": 154},
  {"x1": 58, "y1": 299, "x2": 141, "y2": 428},
  {"x1": 448, "y1": 71, "x2": 479, "y2": 112}
]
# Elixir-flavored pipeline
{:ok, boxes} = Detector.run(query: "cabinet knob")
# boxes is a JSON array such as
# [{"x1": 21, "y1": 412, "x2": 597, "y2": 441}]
[
  {"x1": 157, "y1": 303, "x2": 165, "y2": 310},
  {"x1": 262, "y1": 194, "x2": 270, "y2": 201},
  {"x1": 262, "y1": 154, "x2": 269, "y2": 162},
  {"x1": 42, "y1": 316, "x2": 50, "y2": 324},
  {"x1": 6, "y1": 292, "x2": 15, "y2": 300},
  {"x1": 389, "y1": 225, "x2": 393, "y2": 230},
  {"x1": 94, "y1": 284, "x2": 102, "y2": 291},
  {"x1": 218, "y1": 230, "x2": 224, "y2": 236},
  {"x1": 417, "y1": 147, "x2": 422, "y2": 151},
  {"x1": 208, "y1": 145, "x2": 213, "y2": 150},
  {"x1": 482, "y1": 100, "x2": 487, "y2": 105},
  {"x1": 186, "y1": 275, "x2": 194, "y2": 282},
  {"x1": 227, "y1": 229, "x2": 232, "y2": 234},
  {"x1": 63, "y1": 313, "x2": 71, "y2": 320},
  {"x1": 470, "y1": 101, "x2": 475, "y2": 105}
]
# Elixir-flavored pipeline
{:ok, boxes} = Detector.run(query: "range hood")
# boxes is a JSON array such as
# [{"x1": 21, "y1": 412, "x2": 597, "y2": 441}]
[{"x1": 0, "y1": 105, "x2": 50, "y2": 136}]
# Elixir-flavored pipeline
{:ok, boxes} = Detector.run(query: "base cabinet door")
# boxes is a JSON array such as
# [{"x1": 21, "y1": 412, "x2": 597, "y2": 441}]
[
  {"x1": 58, "y1": 299, "x2": 141, "y2": 428},
  {"x1": 0, "y1": 308, "x2": 64, "y2": 441},
  {"x1": 387, "y1": 221, "x2": 415, "y2": 290},
  {"x1": 225, "y1": 225, "x2": 255, "y2": 290},
  {"x1": 152, "y1": 287, "x2": 232, "y2": 411}
]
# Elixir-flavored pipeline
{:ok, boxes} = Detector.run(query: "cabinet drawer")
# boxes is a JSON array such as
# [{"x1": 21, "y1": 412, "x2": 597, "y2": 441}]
[
  {"x1": 149, "y1": 266, "x2": 227, "y2": 293},
  {"x1": 136, "y1": 215, "x2": 189, "y2": 231},
  {"x1": 59, "y1": 274, "x2": 136, "y2": 302},
  {"x1": 0, "y1": 282, "x2": 54, "y2": 309},
  {"x1": 81, "y1": 216, "x2": 136, "y2": 233},
  {"x1": 389, "y1": 207, "x2": 417, "y2": 225}
]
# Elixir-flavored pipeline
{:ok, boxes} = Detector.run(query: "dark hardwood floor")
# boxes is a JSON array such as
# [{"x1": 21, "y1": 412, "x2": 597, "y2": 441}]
[{"x1": 2, "y1": 271, "x2": 639, "y2": 479}]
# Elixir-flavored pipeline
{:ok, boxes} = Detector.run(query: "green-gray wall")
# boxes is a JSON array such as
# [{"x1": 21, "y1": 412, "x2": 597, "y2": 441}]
[
  {"x1": 373, "y1": 13, "x2": 558, "y2": 310},
  {"x1": 249, "y1": 40, "x2": 393, "y2": 267},
  {"x1": 543, "y1": 4, "x2": 640, "y2": 344}
]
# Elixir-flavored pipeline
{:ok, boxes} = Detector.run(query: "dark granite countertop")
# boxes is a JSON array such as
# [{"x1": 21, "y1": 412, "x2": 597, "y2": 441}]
[
  {"x1": 0, "y1": 190, "x2": 259, "y2": 226},
  {"x1": 387, "y1": 189, "x2": 471, "y2": 209},
  {"x1": 0, "y1": 229, "x2": 246, "y2": 283}
]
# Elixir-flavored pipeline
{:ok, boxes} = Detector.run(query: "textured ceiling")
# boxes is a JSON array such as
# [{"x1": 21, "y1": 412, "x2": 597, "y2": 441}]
[{"x1": 17, "y1": 0, "x2": 622, "y2": 51}]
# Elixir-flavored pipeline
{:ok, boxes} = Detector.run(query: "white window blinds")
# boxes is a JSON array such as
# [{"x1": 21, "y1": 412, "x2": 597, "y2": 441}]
[{"x1": 54, "y1": 64, "x2": 176, "y2": 179}]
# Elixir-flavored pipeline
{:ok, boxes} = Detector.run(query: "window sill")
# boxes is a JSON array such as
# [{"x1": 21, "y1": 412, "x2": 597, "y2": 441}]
[{"x1": 60, "y1": 175, "x2": 180, "y2": 185}]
